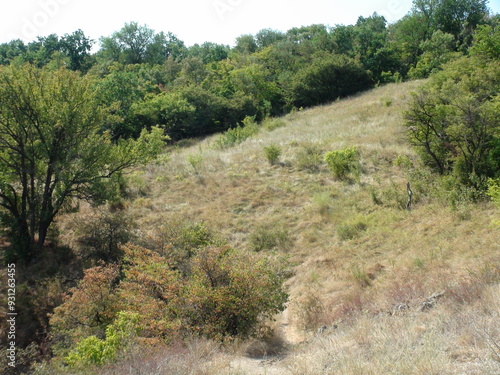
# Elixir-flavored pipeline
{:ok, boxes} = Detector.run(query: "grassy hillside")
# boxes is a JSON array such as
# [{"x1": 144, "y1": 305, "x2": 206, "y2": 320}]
[{"x1": 52, "y1": 80, "x2": 500, "y2": 374}]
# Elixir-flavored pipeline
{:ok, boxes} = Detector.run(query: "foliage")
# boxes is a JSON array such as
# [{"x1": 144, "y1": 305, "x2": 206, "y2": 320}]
[
  {"x1": 213, "y1": 116, "x2": 260, "y2": 149},
  {"x1": 487, "y1": 178, "x2": 500, "y2": 208},
  {"x1": 408, "y1": 30, "x2": 459, "y2": 79},
  {"x1": 65, "y1": 311, "x2": 140, "y2": 367},
  {"x1": 263, "y1": 144, "x2": 282, "y2": 165},
  {"x1": 180, "y1": 246, "x2": 288, "y2": 339},
  {"x1": 0, "y1": 30, "x2": 94, "y2": 71},
  {"x1": 50, "y1": 264, "x2": 121, "y2": 354},
  {"x1": 469, "y1": 22, "x2": 500, "y2": 60},
  {"x1": 74, "y1": 208, "x2": 135, "y2": 264},
  {"x1": 98, "y1": 22, "x2": 186, "y2": 65},
  {"x1": 50, "y1": 242, "x2": 288, "y2": 345},
  {"x1": 287, "y1": 54, "x2": 372, "y2": 108},
  {"x1": 404, "y1": 55, "x2": 499, "y2": 186},
  {"x1": 487, "y1": 178, "x2": 500, "y2": 227},
  {"x1": 0, "y1": 64, "x2": 166, "y2": 262},
  {"x1": 324, "y1": 146, "x2": 361, "y2": 180}
]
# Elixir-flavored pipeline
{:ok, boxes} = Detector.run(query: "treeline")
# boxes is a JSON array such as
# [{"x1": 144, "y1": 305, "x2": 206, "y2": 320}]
[{"x1": 0, "y1": 0, "x2": 496, "y2": 141}]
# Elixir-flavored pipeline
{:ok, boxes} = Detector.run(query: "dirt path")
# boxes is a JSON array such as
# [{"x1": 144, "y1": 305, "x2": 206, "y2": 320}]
[{"x1": 227, "y1": 306, "x2": 308, "y2": 375}]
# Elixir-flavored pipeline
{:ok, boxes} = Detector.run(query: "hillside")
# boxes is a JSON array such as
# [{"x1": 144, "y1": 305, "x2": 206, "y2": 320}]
[{"x1": 54, "y1": 80, "x2": 499, "y2": 374}]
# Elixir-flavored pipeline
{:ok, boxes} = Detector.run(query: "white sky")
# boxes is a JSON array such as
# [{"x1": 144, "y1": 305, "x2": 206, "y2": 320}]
[{"x1": 1, "y1": 0, "x2": 499, "y2": 48}]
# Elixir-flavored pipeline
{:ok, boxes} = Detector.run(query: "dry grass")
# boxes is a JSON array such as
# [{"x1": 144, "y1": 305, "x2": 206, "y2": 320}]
[{"x1": 56, "y1": 81, "x2": 500, "y2": 374}]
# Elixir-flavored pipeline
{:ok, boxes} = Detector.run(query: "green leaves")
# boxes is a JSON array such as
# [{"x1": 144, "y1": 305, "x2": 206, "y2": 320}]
[
  {"x1": 324, "y1": 146, "x2": 361, "y2": 180},
  {"x1": 0, "y1": 64, "x2": 166, "y2": 260},
  {"x1": 404, "y1": 54, "x2": 500, "y2": 187}
]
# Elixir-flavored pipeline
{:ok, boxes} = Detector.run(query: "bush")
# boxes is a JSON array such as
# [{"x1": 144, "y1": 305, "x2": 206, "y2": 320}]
[
  {"x1": 263, "y1": 144, "x2": 282, "y2": 165},
  {"x1": 404, "y1": 55, "x2": 499, "y2": 188},
  {"x1": 143, "y1": 218, "x2": 218, "y2": 269},
  {"x1": 181, "y1": 246, "x2": 288, "y2": 339},
  {"x1": 287, "y1": 54, "x2": 372, "y2": 108},
  {"x1": 74, "y1": 208, "x2": 134, "y2": 263},
  {"x1": 324, "y1": 146, "x2": 361, "y2": 180},
  {"x1": 187, "y1": 153, "x2": 204, "y2": 175},
  {"x1": 50, "y1": 264, "x2": 121, "y2": 355},
  {"x1": 65, "y1": 311, "x2": 140, "y2": 367},
  {"x1": 213, "y1": 116, "x2": 260, "y2": 149}
]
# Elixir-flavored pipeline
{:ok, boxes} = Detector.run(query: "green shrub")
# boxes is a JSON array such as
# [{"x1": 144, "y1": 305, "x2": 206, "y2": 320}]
[
  {"x1": 65, "y1": 311, "x2": 140, "y2": 367},
  {"x1": 263, "y1": 144, "x2": 282, "y2": 165},
  {"x1": 187, "y1": 153, "x2": 204, "y2": 175},
  {"x1": 213, "y1": 116, "x2": 259, "y2": 149},
  {"x1": 488, "y1": 178, "x2": 500, "y2": 208},
  {"x1": 181, "y1": 246, "x2": 289, "y2": 339},
  {"x1": 287, "y1": 54, "x2": 372, "y2": 108},
  {"x1": 324, "y1": 146, "x2": 361, "y2": 180}
]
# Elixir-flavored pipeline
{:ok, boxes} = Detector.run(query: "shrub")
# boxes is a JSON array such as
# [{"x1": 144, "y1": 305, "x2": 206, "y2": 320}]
[
  {"x1": 50, "y1": 264, "x2": 121, "y2": 355},
  {"x1": 143, "y1": 218, "x2": 218, "y2": 273},
  {"x1": 287, "y1": 54, "x2": 372, "y2": 108},
  {"x1": 74, "y1": 208, "x2": 134, "y2": 263},
  {"x1": 65, "y1": 311, "x2": 140, "y2": 367},
  {"x1": 186, "y1": 153, "x2": 204, "y2": 175},
  {"x1": 263, "y1": 144, "x2": 282, "y2": 165},
  {"x1": 404, "y1": 56, "x2": 499, "y2": 188},
  {"x1": 213, "y1": 116, "x2": 259, "y2": 149},
  {"x1": 324, "y1": 146, "x2": 361, "y2": 180},
  {"x1": 181, "y1": 246, "x2": 288, "y2": 339},
  {"x1": 296, "y1": 144, "x2": 323, "y2": 172}
]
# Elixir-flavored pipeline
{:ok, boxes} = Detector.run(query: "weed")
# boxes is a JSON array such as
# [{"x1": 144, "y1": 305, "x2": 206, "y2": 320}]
[
  {"x1": 187, "y1": 153, "x2": 204, "y2": 175},
  {"x1": 263, "y1": 144, "x2": 282, "y2": 166},
  {"x1": 324, "y1": 146, "x2": 361, "y2": 181},
  {"x1": 351, "y1": 265, "x2": 372, "y2": 287},
  {"x1": 249, "y1": 224, "x2": 292, "y2": 252},
  {"x1": 213, "y1": 116, "x2": 259, "y2": 149},
  {"x1": 295, "y1": 143, "x2": 323, "y2": 172},
  {"x1": 262, "y1": 117, "x2": 286, "y2": 131},
  {"x1": 312, "y1": 192, "x2": 334, "y2": 217},
  {"x1": 337, "y1": 217, "x2": 368, "y2": 241}
]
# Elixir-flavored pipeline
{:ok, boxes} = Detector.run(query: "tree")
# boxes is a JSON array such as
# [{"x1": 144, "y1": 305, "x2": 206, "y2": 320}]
[
  {"x1": 408, "y1": 30, "x2": 458, "y2": 78},
  {"x1": 234, "y1": 34, "x2": 258, "y2": 54},
  {"x1": 0, "y1": 64, "x2": 166, "y2": 262},
  {"x1": 404, "y1": 55, "x2": 499, "y2": 185},
  {"x1": 255, "y1": 29, "x2": 286, "y2": 49},
  {"x1": 60, "y1": 29, "x2": 94, "y2": 72},
  {"x1": 287, "y1": 54, "x2": 372, "y2": 108},
  {"x1": 98, "y1": 23, "x2": 186, "y2": 65},
  {"x1": 434, "y1": 0, "x2": 489, "y2": 47}
]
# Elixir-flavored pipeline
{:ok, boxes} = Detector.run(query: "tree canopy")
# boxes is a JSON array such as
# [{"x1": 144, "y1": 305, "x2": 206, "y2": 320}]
[{"x1": 0, "y1": 64, "x2": 165, "y2": 262}]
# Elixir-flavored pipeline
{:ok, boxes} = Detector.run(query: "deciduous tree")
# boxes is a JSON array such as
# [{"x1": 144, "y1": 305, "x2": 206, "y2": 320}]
[{"x1": 0, "y1": 64, "x2": 165, "y2": 262}]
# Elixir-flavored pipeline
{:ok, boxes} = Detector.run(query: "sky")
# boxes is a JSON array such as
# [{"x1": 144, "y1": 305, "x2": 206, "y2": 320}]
[{"x1": 0, "y1": 0, "x2": 499, "y2": 48}]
